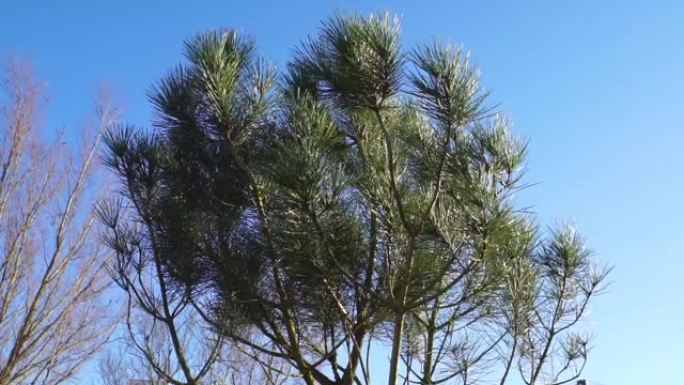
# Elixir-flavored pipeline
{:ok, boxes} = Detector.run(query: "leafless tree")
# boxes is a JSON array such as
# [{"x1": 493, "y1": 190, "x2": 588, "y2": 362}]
[
  {"x1": 97, "y1": 327, "x2": 296, "y2": 385},
  {"x1": 0, "y1": 61, "x2": 118, "y2": 385},
  {"x1": 98, "y1": 347, "x2": 132, "y2": 385}
]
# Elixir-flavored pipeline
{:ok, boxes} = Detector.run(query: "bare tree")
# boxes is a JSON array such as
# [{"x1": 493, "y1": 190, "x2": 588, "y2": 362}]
[
  {"x1": 98, "y1": 348, "x2": 132, "y2": 385},
  {"x1": 96, "y1": 322, "x2": 295, "y2": 385},
  {"x1": 0, "y1": 61, "x2": 117, "y2": 385}
]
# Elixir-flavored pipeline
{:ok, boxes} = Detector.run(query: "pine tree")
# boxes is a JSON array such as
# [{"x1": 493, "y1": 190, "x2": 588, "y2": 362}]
[{"x1": 102, "y1": 13, "x2": 610, "y2": 385}]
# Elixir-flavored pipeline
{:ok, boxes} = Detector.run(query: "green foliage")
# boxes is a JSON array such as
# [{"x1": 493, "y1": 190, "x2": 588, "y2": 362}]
[{"x1": 102, "y1": 12, "x2": 609, "y2": 385}]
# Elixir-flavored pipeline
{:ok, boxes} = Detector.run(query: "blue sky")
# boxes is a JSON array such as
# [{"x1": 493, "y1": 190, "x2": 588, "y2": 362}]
[{"x1": 3, "y1": 1, "x2": 684, "y2": 384}]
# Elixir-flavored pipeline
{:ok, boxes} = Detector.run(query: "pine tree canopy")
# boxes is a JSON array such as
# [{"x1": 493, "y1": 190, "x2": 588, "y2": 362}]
[{"x1": 101, "y1": 12, "x2": 610, "y2": 385}]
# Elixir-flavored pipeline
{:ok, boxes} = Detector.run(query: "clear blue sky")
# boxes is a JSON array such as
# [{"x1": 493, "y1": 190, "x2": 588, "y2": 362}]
[{"x1": 3, "y1": 1, "x2": 684, "y2": 384}]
